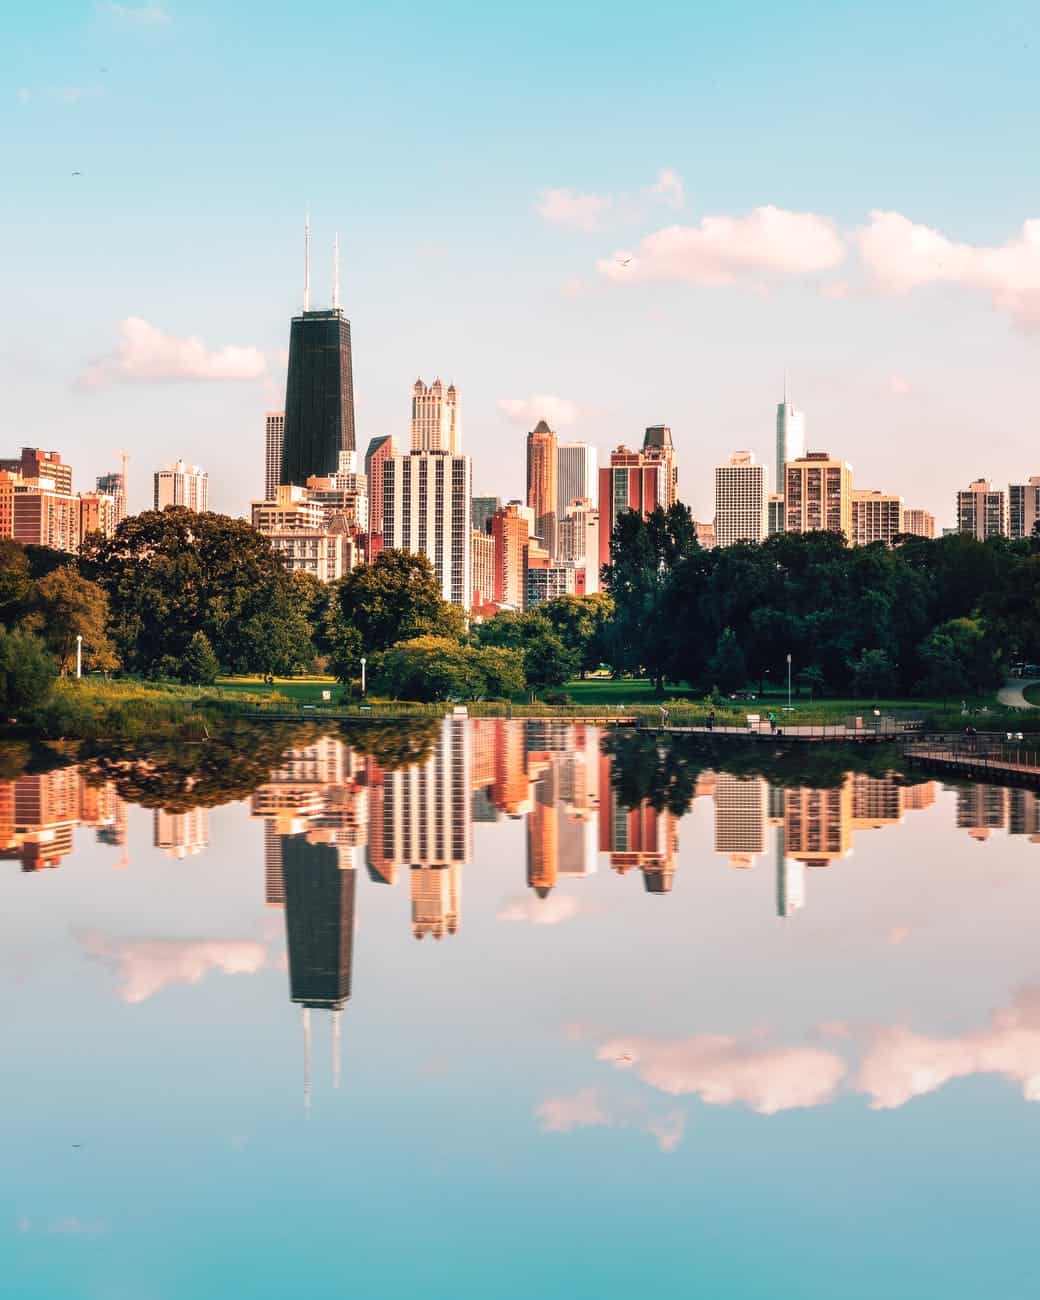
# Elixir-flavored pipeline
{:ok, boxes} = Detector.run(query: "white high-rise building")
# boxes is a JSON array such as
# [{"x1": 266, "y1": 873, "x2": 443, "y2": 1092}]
[
  {"x1": 1009, "y1": 476, "x2": 1040, "y2": 540},
  {"x1": 714, "y1": 451, "x2": 766, "y2": 546},
  {"x1": 411, "y1": 378, "x2": 460, "y2": 453},
  {"x1": 775, "y1": 386, "x2": 805, "y2": 492},
  {"x1": 557, "y1": 443, "x2": 598, "y2": 520},
  {"x1": 713, "y1": 773, "x2": 767, "y2": 868},
  {"x1": 154, "y1": 809, "x2": 209, "y2": 860},
  {"x1": 957, "y1": 478, "x2": 1007, "y2": 541},
  {"x1": 265, "y1": 411, "x2": 285, "y2": 500},
  {"x1": 383, "y1": 451, "x2": 472, "y2": 606},
  {"x1": 153, "y1": 459, "x2": 208, "y2": 513}
]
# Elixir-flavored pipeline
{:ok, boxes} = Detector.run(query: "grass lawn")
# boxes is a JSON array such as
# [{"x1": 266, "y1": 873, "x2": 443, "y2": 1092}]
[
  {"x1": 1023, "y1": 684, "x2": 1040, "y2": 706},
  {"x1": 214, "y1": 676, "x2": 340, "y2": 705}
]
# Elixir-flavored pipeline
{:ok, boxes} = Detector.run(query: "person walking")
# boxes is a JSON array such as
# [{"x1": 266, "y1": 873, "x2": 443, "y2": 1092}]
[
  {"x1": 707, "y1": 709, "x2": 716, "y2": 732},
  {"x1": 768, "y1": 710, "x2": 777, "y2": 734}
]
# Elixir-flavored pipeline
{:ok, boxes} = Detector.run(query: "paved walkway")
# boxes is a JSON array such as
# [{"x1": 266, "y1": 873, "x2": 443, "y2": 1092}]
[{"x1": 996, "y1": 679, "x2": 1040, "y2": 708}]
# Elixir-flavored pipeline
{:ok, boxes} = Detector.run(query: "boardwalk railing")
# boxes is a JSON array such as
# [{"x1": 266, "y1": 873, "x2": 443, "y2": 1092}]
[{"x1": 904, "y1": 735, "x2": 1040, "y2": 781}]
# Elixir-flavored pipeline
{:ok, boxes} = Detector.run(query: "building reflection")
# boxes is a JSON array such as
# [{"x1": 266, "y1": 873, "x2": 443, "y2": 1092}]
[{"x1": 0, "y1": 767, "x2": 127, "y2": 871}]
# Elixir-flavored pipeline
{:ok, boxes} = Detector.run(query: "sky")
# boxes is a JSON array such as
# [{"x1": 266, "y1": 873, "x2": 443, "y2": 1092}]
[{"x1": 3, "y1": 0, "x2": 1040, "y2": 523}]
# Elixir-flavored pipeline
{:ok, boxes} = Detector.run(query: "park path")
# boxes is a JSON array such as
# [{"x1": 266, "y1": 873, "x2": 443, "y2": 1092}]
[{"x1": 997, "y1": 679, "x2": 1040, "y2": 709}]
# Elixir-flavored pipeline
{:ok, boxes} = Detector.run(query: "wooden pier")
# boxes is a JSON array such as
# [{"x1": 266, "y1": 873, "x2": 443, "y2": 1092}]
[{"x1": 903, "y1": 738, "x2": 1040, "y2": 786}]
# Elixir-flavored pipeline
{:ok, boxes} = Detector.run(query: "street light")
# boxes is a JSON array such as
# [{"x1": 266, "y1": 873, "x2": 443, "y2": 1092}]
[
  {"x1": 786, "y1": 652, "x2": 792, "y2": 711},
  {"x1": 360, "y1": 656, "x2": 367, "y2": 697},
  {"x1": 76, "y1": 634, "x2": 83, "y2": 680}
]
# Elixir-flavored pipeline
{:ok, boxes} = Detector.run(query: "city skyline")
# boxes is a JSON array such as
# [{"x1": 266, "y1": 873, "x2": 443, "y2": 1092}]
[{"x1": 7, "y1": 4, "x2": 1040, "y2": 527}]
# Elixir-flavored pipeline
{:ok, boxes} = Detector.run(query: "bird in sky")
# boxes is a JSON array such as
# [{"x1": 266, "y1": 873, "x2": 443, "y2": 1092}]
[
  {"x1": 617, "y1": 257, "x2": 632, "y2": 267},
  {"x1": 72, "y1": 171, "x2": 82, "y2": 176},
  {"x1": 616, "y1": 1053, "x2": 633, "y2": 1062}
]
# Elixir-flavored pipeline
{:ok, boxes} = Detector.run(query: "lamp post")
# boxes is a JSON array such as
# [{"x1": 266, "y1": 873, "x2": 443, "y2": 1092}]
[
  {"x1": 360, "y1": 656, "x2": 367, "y2": 696},
  {"x1": 786, "y1": 652, "x2": 792, "y2": 711},
  {"x1": 76, "y1": 634, "x2": 83, "y2": 680}
]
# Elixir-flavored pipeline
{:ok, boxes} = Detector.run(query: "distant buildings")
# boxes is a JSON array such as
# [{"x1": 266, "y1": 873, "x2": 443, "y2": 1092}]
[
  {"x1": 957, "y1": 478, "x2": 1006, "y2": 540},
  {"x1": 490, "y1": 501, "x2": 530, "y2": 609},
  {"x1": 411, "y1": 378, "x2": 460, "y2": 453},
  {"x1": 96, "y1": 471, "x2": 127, "y2": 527},
  {"x1": 154, "y1": 809, "x2": 208, "y2": 859},
  {"x1": 471, "y1": 529, "x2": 496, "y2": 609},
  {"x1": 851, "y1": 490, "x2": 903, "y2": 547},
  {"x1": 472, "y1": 495, "x2": 501, "y2": 535},
  {"x1": 364, "y1": 435, "x2": 396, "y2": 545},
  {"x1": 0, "y1": 449, "x2": 80, "y2": 553},
  {"x1": 79, "y1": 491, "x2": 118, "y2": 541},
  {"x1": 557, "y1": 443, "x2": 598, "y2": 520},
  {"x1": 154, "y1": 460, "x2": 208, "y2": 513},
  {"x1": 382, "y1": 450, "x2": 473, "y2": 606},
  {"x1": 783, "y1": 451, "x2": 852, "y2": 537},
  {"x1": 642, "y1": 425, "x2": 678, "y2": 508},
  {"x1": 1009, "y1": 476, "x2": 1040, "y2": 540},
  {"x1": 265, "y1": 411, "x2": 285, "y2": 501},
  {"x1": 251, "y1": 484, "x2": 360, "y2": 581},
  {"x1": 714, "y1": 450, "x2": 766, "y2": 546},
  {"x1": 901, "y1": 507, "x2": 935, "y2": 539}
]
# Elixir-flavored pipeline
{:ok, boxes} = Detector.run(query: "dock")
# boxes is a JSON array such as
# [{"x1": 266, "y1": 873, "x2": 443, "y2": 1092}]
[{"x1": 903, "y1": 738, "x2": 1040, "y2": 786}]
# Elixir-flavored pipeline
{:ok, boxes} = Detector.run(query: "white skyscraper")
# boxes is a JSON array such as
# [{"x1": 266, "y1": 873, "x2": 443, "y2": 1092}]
[
  {"x1": 557, "y1": 443, "x2": 598, "y2": 519},
  {"x1": 714, "y1": 451, "x2": 766, "y2": 546},
  {"x1": 775, "y1": 385, "x2": 805, "y2": 492},
  {"x1": 411, "y1": 378, "x2": 460, "y2": 453},
  {"x1": 713, "y1": 773, "x2": 768, "y2": 868},
  {"x1": 383, "y1": 451, "x2": 472, "y2": 606},
  {"x1": 153, "y1": 460, "x2": 209, "y2": 513},
  {"x1": 265, "y1": 411, "x2": 285, "y2": 500}
]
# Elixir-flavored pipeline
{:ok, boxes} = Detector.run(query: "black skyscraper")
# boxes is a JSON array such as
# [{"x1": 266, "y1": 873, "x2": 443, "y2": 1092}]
[
  {"x1": 281, "y1": 835, "x2": 355, "y2": 1010},
  {"x1": 280, "y1": 308, "x2": 356, "y2": 486}
]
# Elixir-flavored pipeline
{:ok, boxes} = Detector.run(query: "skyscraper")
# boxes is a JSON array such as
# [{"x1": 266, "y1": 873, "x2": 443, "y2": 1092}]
[
  {"x1": 363, "y1": 435, "x2": 396, "y2": 541},
  {"x1": 957, "y1": 478, "x2": 1007, "y2": 540},
  {"x1": 597, "y1": 445, "x2": 669, "y2": 567},
  {"x1": 411, "y1": 379, "x2": 460, "y2": 452},
  {"x1": 281, "y1": 227, "x2": 355, "y2": 486},
  {"x1": 382, "y1": 451, "x2": 473, "y2": 606},
  {"x1": 775, "y1": 387, "x2": 806, "y2": 492},
  {"x1": 557, "y1": 443, "x2": 598, "y2": 519},
  {"x1": 1009, "y1": 476, "x2": 1040, "y2": 540},
  {"x1": 282, "y1": 834, "x2": 356, "y2": 1009},
  {"x1": 489, "y1": 501, "x2": 530, "y2": 608},
  {"x1": 526, "y1": 420, "x2": 558, "y2": 556},
  {"x1": 265, "y1": 411, "x2": 285, "y2": 501},
  {"x1": 642, "y1": 425, "x2": 678, "y2": 507},
  {"x1": 96, "y1": 471, "x2": 127, "y2": 526},
  {"x1": 472, "y1": 495, "x2": 501, "y2": 535},
  {"x1": 784, "y1": 451, "x2": 852, "y2": 538},
  {"x1": 154, "y1": 460, "x2": 209, "y2": 513},
  {"x1": 714, "y1": 451, "x2": 766, "y2": 546}
]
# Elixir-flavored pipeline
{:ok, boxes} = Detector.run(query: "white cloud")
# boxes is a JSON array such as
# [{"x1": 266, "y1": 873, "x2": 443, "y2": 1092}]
[
  {"x1": 497, "y1": 395, "x2": 580, "y2": 428},
  {"x1": 858, "y1": 209, "x2": 1040, "y2": 330},
  {"x1": 857, "y1": 986, "x2": 1040, "y2": 1109},
  {"x1": 599, "y1": 206, "x2": 847, "y2": 287},
  {"x1": 646, "y1": 168, "x2": 685, "y2": 209},
  {"x1": 16, "y1": 89, "x2": 32, "y2": 103},
  {"x1": 105, "y1": 2, "x2": 170, "y2": 23},
  {"x1": 535, "y1": 1087, "x2": 686, "y2": 1152},
  {"x1": 79, "y1": 317, "x2": 267, "y2": 388},
  {"x1": 497, "y1": 893, "x2": 581, "y2": 925},
  {"x1": 79, "y1": 930, "x2": 268, "y2": 1003},
  {"x1": 535, "y1": 188, "x2": 612, "y2": 232},
  {"x1": 597, "y1": 1031, "x2": 847, "y2": 1114}
]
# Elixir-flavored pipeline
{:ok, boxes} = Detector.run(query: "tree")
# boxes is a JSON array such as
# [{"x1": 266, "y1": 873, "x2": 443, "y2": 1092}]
[
  {"x1": 337, "y1": 549, "x2": 461, "y2": 653},
  {"x1": 539, "y1": 592, "x2": 614, "y2": 675},
  {"x1": 847, "y1": 647, "x2": 896, "y2": 698},
  {"x1": 373, "y1": 636, "x2": 483, "y2": 701},
  {"x1": 179, "y1": 631, "x2": 220, "y2": 685},
  {"x1": 90, "y1": 508, "x2": 313, "y2": 675},
  {"x1": 796, "y1": 665, "x2": 825, "y2": 701},
  {"x1": 918, "y1": 617, "x2": 1002, "y2": 698},
  {"x1": 471, "y1": 645, "x2": 526, "y2": 698},
  {"x1": 31, "y1": 567, "x2": 117, "y2": 675},
  {"x1": 0, "y1": 628, "x2": 57, "y2": 716},
  {"x1": 707, "y1": 628, "x2": 747, "y2": 694},
  {"x1": 523, "y1": 626, "x2": 578, "y2": 692},
  {"x1": 0, "y1": 540, "x2": 31, "y2": 625},
  {"x1": 325, "y1": 616, "x2": 363, "y2": 685}
]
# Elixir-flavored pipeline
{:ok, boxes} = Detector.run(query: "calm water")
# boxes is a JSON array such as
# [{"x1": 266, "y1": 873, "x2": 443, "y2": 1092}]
[{"x1": 4, "y1": 720, "x2": 1040, "y2": 1300}]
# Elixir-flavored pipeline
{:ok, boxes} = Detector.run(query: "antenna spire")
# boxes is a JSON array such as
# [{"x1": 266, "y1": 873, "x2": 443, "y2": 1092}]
[
  {"x1": 304, "y1": 213, "x2": 311, "y2": 312},
  {"x1": 332, "y1": 232, "x2": 340, "y2": 310}
]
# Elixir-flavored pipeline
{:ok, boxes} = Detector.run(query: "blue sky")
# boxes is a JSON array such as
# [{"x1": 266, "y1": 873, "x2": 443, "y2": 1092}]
[{"x1": 3, "y1": 0, "x2": 1039, "y2": 520}]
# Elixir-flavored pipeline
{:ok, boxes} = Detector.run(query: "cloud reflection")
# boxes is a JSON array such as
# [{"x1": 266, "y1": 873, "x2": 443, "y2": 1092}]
[
  {"x1": 857, "y1": 986, "x2": 1040, "y2": 1109},
  {"x1": 78, "y1": 930, "x2": 268, "y2": 1003},
  {"x1": 597, "y1": 1033, "x2": 847, "y2": 1114},
  {"x1": 536, "y1": 1088, "x2": 687, "y2": 1152},
  {"x1": 497, "y1": 894, "x2": 581, "y2": 926}
]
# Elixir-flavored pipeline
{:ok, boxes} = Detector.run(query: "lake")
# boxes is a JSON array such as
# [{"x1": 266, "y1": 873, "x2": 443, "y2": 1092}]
[{"x1": 4, "y1": 719, "x2": 1040, "y2": 1299}]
